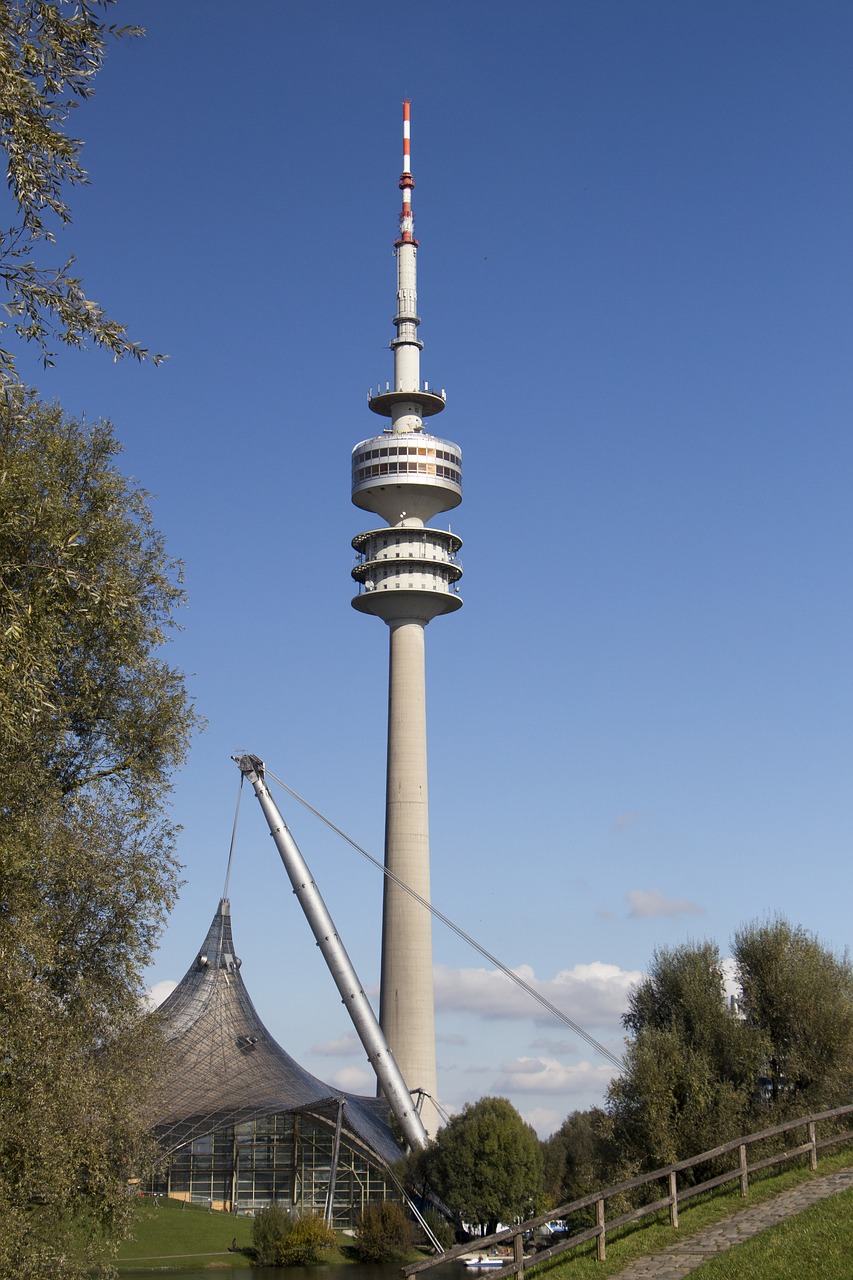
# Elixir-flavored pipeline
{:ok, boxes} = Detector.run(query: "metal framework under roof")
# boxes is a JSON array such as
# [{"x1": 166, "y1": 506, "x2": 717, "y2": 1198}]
[{"x1": 148, "y1": 898, "x2": 402, "y2": 1169}]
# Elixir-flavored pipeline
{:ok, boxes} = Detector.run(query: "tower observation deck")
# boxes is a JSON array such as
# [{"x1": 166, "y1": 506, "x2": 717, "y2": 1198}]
[{"x1": 350, "y1": 102, "x2": 462, "y2": 1137}]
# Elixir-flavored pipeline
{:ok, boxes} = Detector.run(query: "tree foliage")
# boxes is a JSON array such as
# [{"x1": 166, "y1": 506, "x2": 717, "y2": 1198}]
[
  {"x1": 353, "y1": 1201, "x2": 414, "y2": 1262},
  {"x1": 251, "y1": 1207, "x2": 335, "y2": 1267},
  {"x1": 733, "y1": 917, "x2": 853, "y2": 1110},
  {"x1": 541, "y1": 1108, "x2": 618, "y2": 1207},
  {"x1": 251, "y1": 1204, "x2": 291, "y2": 1267},
  {"x1": 413, "y1": 1097, "x2": 543, "y2": 1235},
  {"x1": 601, "y1": 925, "x2": 853, "y2": 1180},
  {"x1": 0, "y1": 386, "x2": 193, "y2": 806},
  {"x1": 608, "y1": 941, "x2": 765, "y2": 1170},
  {"x1": 0, "y1": 0, "x2": 162, "y2": 375},
  {"x1": 280, "y1": 1213, "x2": 337, "y2": 1265},
  {"x1": 0, "y1": 386, "x2": 197, "y2": 1277},
  {"x1": 421, "y1": 1206, "x2": 457, "y2": 1250}
]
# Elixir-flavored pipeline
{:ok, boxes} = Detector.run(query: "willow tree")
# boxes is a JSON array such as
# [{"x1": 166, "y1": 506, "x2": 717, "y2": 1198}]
[
  {"x1": 734, "y1": 918, "x2": 853, "y2": 1111},
  {"x1": 607, "y1": 941, "x2": 765, "y2": 1171},
  {"x1": 606, "y1": 926, "x2": 853, "y2": 1177},
  {"x1": 0, "y1": 386, "x2": 198, "y2": 1277}
]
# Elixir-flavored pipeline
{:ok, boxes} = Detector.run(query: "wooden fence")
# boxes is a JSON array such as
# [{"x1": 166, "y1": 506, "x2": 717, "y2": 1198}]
[{"x1": 402, "y1": 1101, "x2": 853, "y2": 1278}]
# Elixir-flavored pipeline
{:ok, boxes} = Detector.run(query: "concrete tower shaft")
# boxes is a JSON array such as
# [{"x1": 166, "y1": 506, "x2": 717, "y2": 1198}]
[
  {"x1": 350, "y1": 103, "x2": 463, "y2": 1138},
  {"x1": 378, "y1": 618, "x2": 434, "y2": 1118}
]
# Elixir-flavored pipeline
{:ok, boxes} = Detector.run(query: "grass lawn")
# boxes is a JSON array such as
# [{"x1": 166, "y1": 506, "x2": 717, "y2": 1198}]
[
  {"x1": 529, "y1": 1145, "x2": 853, "y2": 1280},
  {"x1": 113, "y1": 1197, "x2": 363, "y2": 1271},
  {"x1": 114, "y1": 1197, "x2": 256, "y2": 1271},
  {"x1": 689, "y1": 1187, "x2": 853, "y2": 1278}
]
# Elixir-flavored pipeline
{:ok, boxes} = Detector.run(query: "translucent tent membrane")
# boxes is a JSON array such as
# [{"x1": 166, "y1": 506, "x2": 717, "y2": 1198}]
[{"x1": 146, "y1": 900, "x2": 403, "y2": 1222}]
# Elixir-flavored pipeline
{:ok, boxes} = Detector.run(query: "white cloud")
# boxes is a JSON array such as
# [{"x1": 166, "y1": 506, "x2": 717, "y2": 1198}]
[
  {"x1": 493, "y1": 1055, "x2": 617, "y2": 1098},
  {"x1": 522, "y1": 1106, "x2": 566, "y2": 1140},
  {"x1": 145, "y1": 980, "x2": 177, "y2": 1010},
  {"x1": 311, "y1": 1032, "x2": 361, "y2": 1057},
  {"x1": 327, "y1": 1065, "x2": 373, "y2": 1093},
  {"x1": 625, "y1": 888, "x2": 704, "y2": 918},
  {"x1": 434, "y1": 961, "x2": 642, "y2": 1028}
]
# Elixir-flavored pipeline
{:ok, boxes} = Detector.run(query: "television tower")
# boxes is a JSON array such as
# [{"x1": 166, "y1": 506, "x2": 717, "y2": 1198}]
[{"x1": 350, "y1": 102, "x2": 462, "y2": 1137}]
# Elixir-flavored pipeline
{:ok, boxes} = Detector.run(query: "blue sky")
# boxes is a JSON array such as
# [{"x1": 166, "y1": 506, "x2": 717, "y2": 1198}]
[{"x1": 15, "y1": 0, "x2": 853, "y2": 1138}]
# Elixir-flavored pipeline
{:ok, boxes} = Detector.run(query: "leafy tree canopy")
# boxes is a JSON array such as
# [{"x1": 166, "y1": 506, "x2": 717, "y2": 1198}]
[
  {"x1": 0, "y1": 0, "x2": 162, "y2": 375},
  {"x1": 601, "y1": 923, "x2": 853, "y2": 1179},
  {"x1": 608, "y1": 939, "x2": 766, "y2": 1171},
  {"x1": 624, "y1": 941, "x2": 765, "y2": 1096},
  {"x1": 414, "y1": 1097, "x2": 543, "y2": 1235},
  {"x1": 541, "y1": 1107, "x2": 617, "y2": 1207},
  {"x1": 0, "y1": 386, "x2": 193, "y2": 808},
  {"x1": 0, "y1": 386, "x2": 198, "y2": 1277},
  {"x1": 734, "y1": 917, "x2": 853, "y2": 1110}
]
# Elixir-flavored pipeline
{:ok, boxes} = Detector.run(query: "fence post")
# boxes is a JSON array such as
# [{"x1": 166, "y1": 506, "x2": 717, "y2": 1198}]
[
  {"x1": 668, "y1": 1170, "x2": 679, "y2": 1229},
  {"x1": 596, "y1": 1197, "x2": 606, "y2": 1262},
  {"x1": 808, "y1": 1121, "x2": 817, "y2": 1172},
  {"x1": 739, "y1": 1143, "x2": 749, "y2": 1197},
  {"x1": 513, "y1": 1229, "x2": 525, "y2": 1279}
]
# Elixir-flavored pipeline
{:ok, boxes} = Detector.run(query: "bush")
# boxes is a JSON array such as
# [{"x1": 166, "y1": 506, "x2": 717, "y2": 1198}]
[
  {"x1": 422, "y1": 1207, "x2": 457, "y2": 1249},
  {"x1": 252, "y1": 1204, "x2": 291, "y2": 1266},
  {"x1": 252, "y1": 1207, "x2": 336, "y2": 1266},
  {"x1": 283, "y1": 1214, "x2": 337, "y2": 1264},
  {"x1": 353, "y1": 1201, "x2": 414, "y2": 1262}
]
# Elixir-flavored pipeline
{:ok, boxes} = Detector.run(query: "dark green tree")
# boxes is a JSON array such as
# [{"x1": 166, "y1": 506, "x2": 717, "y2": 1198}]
[
  {"x1": 733, "y1": 917, "x2": 853, "y2": 1111},
  {"x1": 0, "y1": 1, "x2": 162, "y2": 375},
  {"x1": 415, "y1": 1097, "x2": 544, "y2": 1236},
  {"x1": 0, "y1": 386, "x2": 198, "y2": 1277},
  {"x1": 541, "y1": 1107, "x2": 619, "y2": 1207},
  {"x1": 607, "y1": 941, "x2": 764, "y2": 1170}
]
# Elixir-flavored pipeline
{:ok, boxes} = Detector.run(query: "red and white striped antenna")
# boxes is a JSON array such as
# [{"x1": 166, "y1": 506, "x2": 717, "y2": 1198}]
[
  {"x1": 396, "y1": 99, "x2": 417, "y2": 246},
  {"x1": 402, "y1": 98, "x2": 411, "y2": 174}
]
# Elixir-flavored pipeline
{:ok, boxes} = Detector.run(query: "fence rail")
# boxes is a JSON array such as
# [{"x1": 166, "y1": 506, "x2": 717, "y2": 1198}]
[{"x1": 403, "y1": 1102, "x2": 853, "y2": 1278}]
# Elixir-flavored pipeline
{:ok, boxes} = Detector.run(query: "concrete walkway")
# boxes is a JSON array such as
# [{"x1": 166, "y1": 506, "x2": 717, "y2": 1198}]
[{"x1": 609, "y1": 1168, "x2": 853, "y2": 1277}]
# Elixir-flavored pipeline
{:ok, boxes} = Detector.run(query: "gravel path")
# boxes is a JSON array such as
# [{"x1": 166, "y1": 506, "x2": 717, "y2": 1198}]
[{"x1": 608, "y1": 1168, "x2": 853, "y2": 1277}]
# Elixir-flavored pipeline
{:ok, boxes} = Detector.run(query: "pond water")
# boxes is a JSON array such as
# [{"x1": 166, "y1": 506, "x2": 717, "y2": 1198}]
[{"x1": 119, "y1": 1262, "x2": 467, "y2": 1280}]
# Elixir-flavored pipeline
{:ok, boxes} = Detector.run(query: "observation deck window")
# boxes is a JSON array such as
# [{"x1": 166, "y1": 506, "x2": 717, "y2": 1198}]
[{"x1": 353, "y1": 461, "x2": 461, "y2": 485}]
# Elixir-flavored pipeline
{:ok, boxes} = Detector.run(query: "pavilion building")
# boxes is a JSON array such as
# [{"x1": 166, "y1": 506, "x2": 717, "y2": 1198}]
[{"x1": 145, "y1": 898, "x2": 403, "y2": 1225}]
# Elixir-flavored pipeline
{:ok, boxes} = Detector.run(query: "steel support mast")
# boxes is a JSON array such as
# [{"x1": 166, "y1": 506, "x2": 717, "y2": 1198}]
[{"x1": 233, "y1": 753, "x2": 428, "y2": 1152}]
